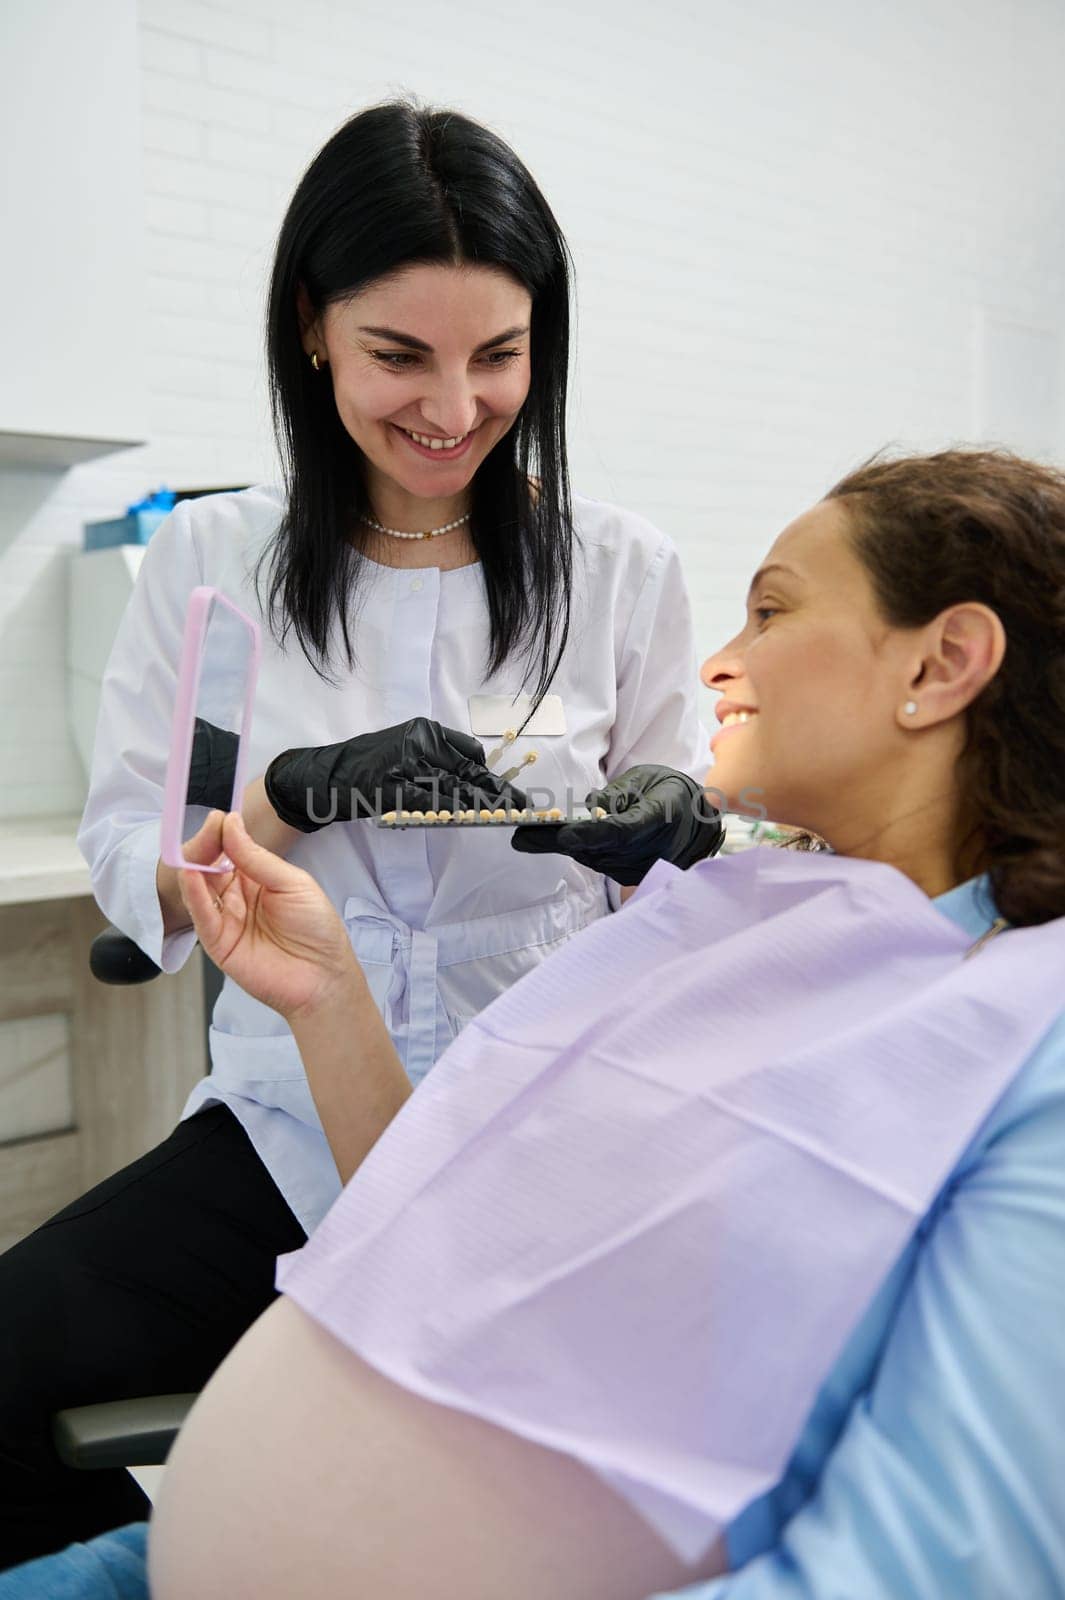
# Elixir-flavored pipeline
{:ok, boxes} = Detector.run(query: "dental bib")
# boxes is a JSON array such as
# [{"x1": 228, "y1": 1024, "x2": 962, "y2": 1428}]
[{"x1": 277, "y1": 848, "x2": 1065, "y2": 1561}]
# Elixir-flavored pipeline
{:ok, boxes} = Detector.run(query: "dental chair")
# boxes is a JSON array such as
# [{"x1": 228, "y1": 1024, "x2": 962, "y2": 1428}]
[{"x1": 53, "y1": 1392, "x2": 196, "y2": 1471}]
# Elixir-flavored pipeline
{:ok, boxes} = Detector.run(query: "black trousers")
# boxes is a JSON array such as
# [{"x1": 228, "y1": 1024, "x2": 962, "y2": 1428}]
[{"x1": 0, "y1": 1104, "x2": 306, "y2": 1570}]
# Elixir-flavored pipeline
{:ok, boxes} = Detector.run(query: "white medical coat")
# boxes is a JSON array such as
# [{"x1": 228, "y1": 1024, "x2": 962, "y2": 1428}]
[{"x1": 78, "y1": 486, "x2": 707, "y2": 1231}]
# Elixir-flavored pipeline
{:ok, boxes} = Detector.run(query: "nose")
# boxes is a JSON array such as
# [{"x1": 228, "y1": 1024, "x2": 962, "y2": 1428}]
[
  {"x1": 419, "y1": 375, "x2": 479, "y2": 441},
  {"x1": 700, "y1": 636, "x2": 744, "y2": 692}
]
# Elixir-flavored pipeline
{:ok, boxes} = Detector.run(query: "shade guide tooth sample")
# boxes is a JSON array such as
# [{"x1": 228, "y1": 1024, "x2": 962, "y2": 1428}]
[
  {"x1": 498, "y1": 751, "x2": 538, "y2": 784},
  {"x1": 484, "y1": 728, "x2": 518, "y2": 768}
]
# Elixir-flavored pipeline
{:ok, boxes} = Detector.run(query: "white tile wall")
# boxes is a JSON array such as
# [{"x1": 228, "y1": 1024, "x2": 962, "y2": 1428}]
[{"x1": 3, "y1": 0, "x2": 1065, "y2": 820}]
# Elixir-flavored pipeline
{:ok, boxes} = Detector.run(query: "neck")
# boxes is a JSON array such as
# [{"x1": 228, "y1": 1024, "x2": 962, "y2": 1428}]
[
  {"x1": 361, "y1": 522, "x2": 478, "y2": 570},
  {"x1": 813, "y1": 762, "x2": 977, "y2": 898},
  {"x1": 364, "y1": 465, "x2": 470, "y2": 537},
  {"x1": 359, "y1": 467, "x2": 477, "y2": 569},
  {"x1": 836, "y1": 807, "x2": 966, "y2": 897}
]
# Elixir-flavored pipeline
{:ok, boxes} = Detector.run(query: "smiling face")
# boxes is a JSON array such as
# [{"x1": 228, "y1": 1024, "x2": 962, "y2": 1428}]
[
  {"x1": 701, "y1": 499, "x2": 944, "y2": 844},
  {"x1": 302, "y1": 262, "x2": 533, "y2": 520}
]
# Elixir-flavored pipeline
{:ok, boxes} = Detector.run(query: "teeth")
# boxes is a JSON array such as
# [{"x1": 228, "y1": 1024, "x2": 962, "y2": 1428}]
[
  {"x1": 722, "y1": 711, "x2": 754, "y2": 727},
  {"x1": 405, "y1": 428, "x2": 468, "y2": 450}
]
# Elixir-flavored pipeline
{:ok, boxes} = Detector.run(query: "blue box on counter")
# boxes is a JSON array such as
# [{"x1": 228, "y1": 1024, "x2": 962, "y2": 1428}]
[{"x1": 83, "y1": 490, "x2": 175, "y2": 551}]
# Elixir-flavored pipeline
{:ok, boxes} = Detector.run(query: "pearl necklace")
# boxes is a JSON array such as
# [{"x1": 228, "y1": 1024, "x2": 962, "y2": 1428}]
[{"x1": 363, "y1": 512, "x2": 471, "y2": 541}]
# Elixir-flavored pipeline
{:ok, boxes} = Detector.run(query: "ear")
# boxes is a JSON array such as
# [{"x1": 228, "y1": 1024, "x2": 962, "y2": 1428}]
[
  {"x1": 900, "y1": 603, "x2": 1006, "y2": 728},
  {"x1": 296, "y1": 284, "x2": 322, "y2": 358}
]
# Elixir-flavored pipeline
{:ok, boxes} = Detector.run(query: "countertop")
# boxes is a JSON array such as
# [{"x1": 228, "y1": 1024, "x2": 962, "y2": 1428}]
[{"x1": 0, "y1": 815, "x2": 93, "y2": 907}]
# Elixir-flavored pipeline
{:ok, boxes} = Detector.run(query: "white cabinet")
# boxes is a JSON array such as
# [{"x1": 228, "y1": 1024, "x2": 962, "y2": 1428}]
[{"x1": 0, "y1": 0, "x2": 145, "y2": 461}]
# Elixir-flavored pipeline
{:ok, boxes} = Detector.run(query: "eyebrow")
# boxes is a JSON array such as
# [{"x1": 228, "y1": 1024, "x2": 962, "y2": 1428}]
[
  {"x1": 357, "y1": 324, "x2": 530, "y2": 354},
  {"x1": 746, "y1": 562, "x2": 801, "y2": 601}
]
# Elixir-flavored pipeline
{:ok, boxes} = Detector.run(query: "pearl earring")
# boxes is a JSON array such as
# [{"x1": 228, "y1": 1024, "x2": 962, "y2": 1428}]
[{"x1": 903, "y1": 700, "x2": 918, "y2": 716}]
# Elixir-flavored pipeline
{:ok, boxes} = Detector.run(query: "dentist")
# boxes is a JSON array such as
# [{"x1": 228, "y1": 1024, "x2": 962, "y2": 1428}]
[{"x1": 0, "y1": 99, "x2": 720, "y2": 1569}]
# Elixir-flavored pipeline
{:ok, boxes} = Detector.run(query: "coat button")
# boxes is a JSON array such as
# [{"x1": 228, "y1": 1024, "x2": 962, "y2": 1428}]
[{"x1": 410, "y1": 577, "x2": 424, "y2": 593}]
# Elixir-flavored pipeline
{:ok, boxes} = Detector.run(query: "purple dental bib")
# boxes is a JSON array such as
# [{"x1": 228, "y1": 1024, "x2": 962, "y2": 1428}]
[{"x1": 278, "y1": 848, "x2": 1065, "y2": 1561}]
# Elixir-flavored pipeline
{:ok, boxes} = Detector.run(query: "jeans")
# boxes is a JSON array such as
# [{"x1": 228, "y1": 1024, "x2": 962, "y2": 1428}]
[{"x1": 0, "y1": 1522, "x2": 149, "y2": 1599}]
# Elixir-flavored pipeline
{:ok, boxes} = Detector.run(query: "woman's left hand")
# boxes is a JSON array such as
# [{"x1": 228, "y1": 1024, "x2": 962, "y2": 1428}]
[
  {"x1": 511, "y1": 765, "x2": 724, "y2": 885},
  {"x1": 185, "y1": 717, "x2": 239, "y2": 809},
  {"x1": 178, "y1": 811, "x2": 361, "y2": 1020}
]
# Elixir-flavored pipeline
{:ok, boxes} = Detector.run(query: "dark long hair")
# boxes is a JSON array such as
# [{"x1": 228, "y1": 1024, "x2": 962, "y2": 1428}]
[
  {"x1": 262, "y1": 100, "x2": 575, "y2": 700},
  {"x1": 827, "y1": 448, "x2": 1065, "y2": 927}
]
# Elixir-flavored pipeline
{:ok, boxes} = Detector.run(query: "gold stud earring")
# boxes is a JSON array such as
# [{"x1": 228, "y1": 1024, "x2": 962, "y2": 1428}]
[
  {"x1": 310, "y1": 351, "x2": 321, "y2": 372},
  {"x1": 903, "y1": 700, "x2": 918, "y2": 716}
]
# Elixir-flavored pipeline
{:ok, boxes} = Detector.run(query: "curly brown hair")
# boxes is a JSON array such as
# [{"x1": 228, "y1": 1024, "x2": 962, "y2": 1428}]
[{"x1": 825, "y1": 448, "x2": 1065, "y2": 927}]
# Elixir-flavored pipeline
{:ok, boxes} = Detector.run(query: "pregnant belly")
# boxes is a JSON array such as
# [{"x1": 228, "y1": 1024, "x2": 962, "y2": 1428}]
[{"x1": 149, "y1": 1298, "x2": 724, "y2": 1600}]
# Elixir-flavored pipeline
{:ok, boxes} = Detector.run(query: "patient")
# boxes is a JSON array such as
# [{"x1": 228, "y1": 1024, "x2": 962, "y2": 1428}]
[{"x1": 8, "y1": 448, "x2": 1065, "y2": 1599}]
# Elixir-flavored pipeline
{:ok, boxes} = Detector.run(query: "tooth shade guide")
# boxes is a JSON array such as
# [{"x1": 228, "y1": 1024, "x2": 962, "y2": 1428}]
[
  {"x1": 485, "y1": 729, "x2": 519, "y2": 768},
  {"x1": 498, "y1": 749, "x2": 538, "y2": 784},
  {"x1": 376, "y1": 805, "x2": 606, "y2": 828}
]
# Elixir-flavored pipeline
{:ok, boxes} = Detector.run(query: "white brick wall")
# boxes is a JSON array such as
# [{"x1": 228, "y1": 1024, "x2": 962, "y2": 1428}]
[{"x1": 3, "y1": 0, "x2": 1065, "y2": 820}]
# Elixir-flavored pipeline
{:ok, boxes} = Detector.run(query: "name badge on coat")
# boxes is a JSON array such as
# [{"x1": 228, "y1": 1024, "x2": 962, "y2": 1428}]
[{"x1": 468, "y1": 694, "x2": 567, "y2": 736}]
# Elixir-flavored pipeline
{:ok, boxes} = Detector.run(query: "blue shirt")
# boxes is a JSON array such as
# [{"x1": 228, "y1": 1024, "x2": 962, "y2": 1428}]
[{"x1": 656, "y1": 875, "x2": 1065, "y2": 1599}]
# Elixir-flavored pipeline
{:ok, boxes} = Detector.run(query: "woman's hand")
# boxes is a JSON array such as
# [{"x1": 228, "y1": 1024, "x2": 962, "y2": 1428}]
[
  {"x1": 186, "y1": 717, "x2": 239, "y2": 809},
  {"x1": 511, "y1": 765, "x2": 724, "y2": 885},
  {"x1": 180, "y1": 811, "x2": 412, "y2": 1184},
  {"x1": 263, "y1": 717, "x2": 522, "y2": 833},
  {"x1": 178, "y1": 811, "x2": 360, "y2": 1021}
]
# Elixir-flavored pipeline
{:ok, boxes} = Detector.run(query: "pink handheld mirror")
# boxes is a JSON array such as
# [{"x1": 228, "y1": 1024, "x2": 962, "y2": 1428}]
[{"x1": 159, "y1": 586, "x2": 261, "y2": 873}]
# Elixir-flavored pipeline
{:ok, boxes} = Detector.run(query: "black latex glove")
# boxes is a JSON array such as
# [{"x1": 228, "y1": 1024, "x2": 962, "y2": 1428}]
[
  {"x1": 186, "y1": 718, "x2": 240, "y2": 810},
  {"x1": 264, "y1": 716, "x2": 525, "y2": 834},
  {"x1": 510, "y1": 764, "x2": 724, "y2": 886}
]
